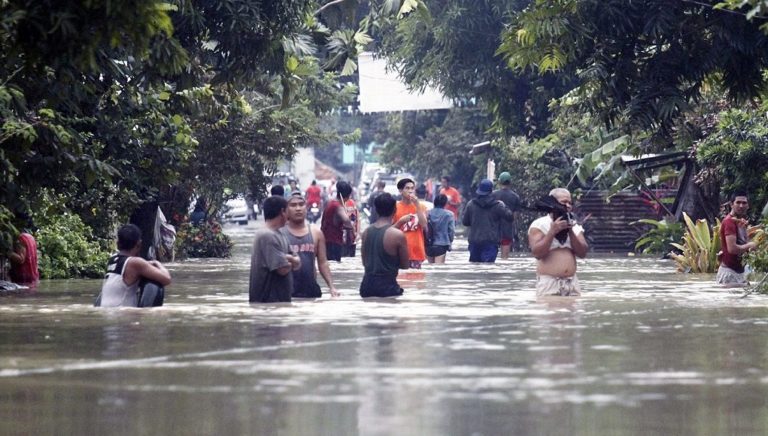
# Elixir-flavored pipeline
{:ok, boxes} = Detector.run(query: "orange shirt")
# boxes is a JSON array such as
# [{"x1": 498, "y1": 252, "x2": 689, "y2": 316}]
[
  {"x1": 394, "y1": 201, "x2": 426, "y2": 261},
  {"x1": 440, "y1": 186, "x2": 461, "y2": 220}
]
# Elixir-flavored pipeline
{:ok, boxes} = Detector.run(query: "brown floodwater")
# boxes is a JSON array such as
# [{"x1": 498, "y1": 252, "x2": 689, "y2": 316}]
[{"x1": 1, "y1": 221, "x2": 768, "y2": 435}]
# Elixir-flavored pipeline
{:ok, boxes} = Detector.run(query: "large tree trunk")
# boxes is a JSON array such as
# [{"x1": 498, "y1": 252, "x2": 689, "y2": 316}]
[
  {"x1": 129, "y1": 201, "x2": 158, "y2": 260},
  {"x1": 675, "y1": 173, "x2": 720, "y2": 223}
]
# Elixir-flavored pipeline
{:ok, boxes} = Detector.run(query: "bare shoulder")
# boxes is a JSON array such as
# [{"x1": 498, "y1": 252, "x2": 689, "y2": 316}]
[{"x1": 386, "y1": 225, "x2": 406, "y2": 241}]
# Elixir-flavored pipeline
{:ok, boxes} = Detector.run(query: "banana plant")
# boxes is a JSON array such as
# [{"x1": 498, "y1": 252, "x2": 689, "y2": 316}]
[{"x1": 669, "y1": 213, "x2": 721, "y2": 273}]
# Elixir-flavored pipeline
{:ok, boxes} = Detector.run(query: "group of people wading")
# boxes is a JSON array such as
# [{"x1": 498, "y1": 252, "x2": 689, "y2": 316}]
[
  {"x1": 20, "y1": 182, "x2": 746, "y2": 307},
  {"x1": 246, "y1": 175, "x2": 591, "y2": 302}
]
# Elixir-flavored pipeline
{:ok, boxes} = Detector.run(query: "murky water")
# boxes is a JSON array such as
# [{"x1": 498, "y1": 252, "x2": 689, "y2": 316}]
[{"x1": 2, "y1": 221, "x2": 768, "y2": 435}]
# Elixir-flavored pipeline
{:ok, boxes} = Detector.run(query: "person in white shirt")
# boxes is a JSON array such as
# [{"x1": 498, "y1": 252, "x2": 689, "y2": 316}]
[{"x1": 528, "y1": 188, "x2": 588, "y2": 297}]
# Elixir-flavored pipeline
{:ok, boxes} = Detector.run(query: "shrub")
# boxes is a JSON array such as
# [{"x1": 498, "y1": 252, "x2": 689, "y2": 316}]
[
  {"x1": 35, "y1": 210, "x2": 112, "y2": 279},
  {"x1": 175, "y1": 221, "x2": 233, "y2": 259},
  {"x1": 633, "y1": 217, "x2": 684, "y2": 254},
  {"x1": 669, "y1": 213, "x2": 721, "y2": 273}
]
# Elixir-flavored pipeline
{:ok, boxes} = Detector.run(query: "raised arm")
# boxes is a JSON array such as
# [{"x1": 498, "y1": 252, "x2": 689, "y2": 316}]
[{"x1": 570, "y1": 229, "x2": 589, "y2": 258}]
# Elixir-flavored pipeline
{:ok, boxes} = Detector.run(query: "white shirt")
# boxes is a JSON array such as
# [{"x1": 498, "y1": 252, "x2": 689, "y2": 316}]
[{"x1": 528, "y1": 215, "x2": 584, "y2": 250}]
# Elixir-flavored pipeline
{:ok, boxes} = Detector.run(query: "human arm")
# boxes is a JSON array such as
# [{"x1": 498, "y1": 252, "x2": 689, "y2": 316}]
[
  {"x1": 8, "y1": 241, "x2": 26, "y2": 265},
  {"x1": 335, "y1": 202, "x2": 353, "y2": 228},
  {"x1": 360, "y1": 227, "x2": 369, "y2": 268},
  {"x1": 725, "y1": 234, "x2": 757, "y2": 255},
  {"x1": 496, "y1": 202, "x2": 515, "y2": 222},
  {"x1": 461, "y1": 202, "x2": 472, "y2": 227},
  {"x1": 130, "y1": 258, "x2": 172, "y2": 286},
  {"x1": 264, "y1": 234, "x2": 296, "y2": 276},
  {"x1": 570, "y1": 228, "x2": 589, "y2": 258},
  {"x1": 394, "y1": 213, "x2": 412, "y2": 229},
  {"x1": 529, "y1": 216, "x2": 571, "y2": 259},
  {"x1": 395, "y1": 231, "x2": 410, "y2": 269},
  {"x1": 414, "y1": 200, "x2": 427, "y2": 229},
  {"x1": 313, "y1": 228, "x2": 339, "y2": 297},
  {"x1": 446, "y1": 190, "x2": 460, "y2": 208},
  {"x1": 448, "y1": 213, "x2": 455, "y2": 244}
]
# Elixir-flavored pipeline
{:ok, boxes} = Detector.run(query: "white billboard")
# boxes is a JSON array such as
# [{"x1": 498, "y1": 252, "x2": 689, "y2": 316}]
[{"x1": 357, "y1": 52, "x2": 453, "y2": 113}]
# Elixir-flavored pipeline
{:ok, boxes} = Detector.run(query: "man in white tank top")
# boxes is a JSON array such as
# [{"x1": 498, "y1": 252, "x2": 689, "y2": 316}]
[
  {"x1": 100, "y1": 224, "x2": 172, "y2": 307},
  {"x1": 528, "y1": 188, "x2": 588, "y2": 297}
]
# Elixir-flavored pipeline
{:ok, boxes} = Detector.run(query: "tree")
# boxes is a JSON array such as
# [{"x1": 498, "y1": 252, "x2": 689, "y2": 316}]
[
  {"x1": 497, "y1": 0, "x2": 768, "y2": 133},
  {"x1": 374, "y1": 0, "x2": 574, "y2": 137}
]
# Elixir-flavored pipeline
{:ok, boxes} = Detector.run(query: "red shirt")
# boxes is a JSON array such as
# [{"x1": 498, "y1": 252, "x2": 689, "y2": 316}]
[
  {"x1": 305, "y1": 185, "x2": 322, "y2": 205},
  {"x1": 321, "y1": 199, "x2": 345, "y2": 244},
  {"x1": 720, "y1": 214, "x2": 747, "y2": 273},
  {"x1": 440, "y1": 186, "x2": 461, "y2": 220}
]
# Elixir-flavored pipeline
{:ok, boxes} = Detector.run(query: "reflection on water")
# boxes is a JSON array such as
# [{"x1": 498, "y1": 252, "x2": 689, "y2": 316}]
[{"x1": 2, "y1": 221, "x2": 768, "y2": 435}]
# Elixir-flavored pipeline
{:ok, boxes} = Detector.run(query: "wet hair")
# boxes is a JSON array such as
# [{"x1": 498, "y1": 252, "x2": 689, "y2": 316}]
[
  {"x1": 397, "y1": 178, "x2": 414, "y2": 191},
  {"x1": 270, "y1": 185, "x2": 285, "y2": 196},
  {"x1": 263, "y1": 196, "x2": 288, "y2": 220},
  {"x1": 336, "y1": 181, "x2": 352, "y2": 199},
  {"x1": 441, "y1": 175, "x2": 451, "y2": 183},
  {"x1": 434, "y1": 194, "x2": 448, "y2": 208},
  {"x1": 415, "y1": 184, "x2": 427, "y2": 198},
  {"x1": 730, "y1": 190, "x2": 748, "y2": 201},
  {"x1": 374, "y1": 193, "x2": 397, "y2": 218},
  {"x1": 117, "y1": 224, "x2": 142, "y2": 251}
]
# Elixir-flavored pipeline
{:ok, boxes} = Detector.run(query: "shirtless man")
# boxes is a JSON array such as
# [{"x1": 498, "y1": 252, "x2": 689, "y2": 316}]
[
  {"x1": 281, "y1": 193, "x2": 339, "y2": 298},
  {"x1": 528, "y1": 188, "x2": 588, "y2": 297}
]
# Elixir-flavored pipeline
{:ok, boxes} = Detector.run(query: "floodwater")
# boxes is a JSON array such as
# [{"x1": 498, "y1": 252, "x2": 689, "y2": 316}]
[{"x1": 2, "y1": 221, "x2": 768, "y2": 435}]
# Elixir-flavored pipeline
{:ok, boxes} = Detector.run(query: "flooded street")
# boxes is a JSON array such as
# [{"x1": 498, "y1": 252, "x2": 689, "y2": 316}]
[{"x1": 2, "y1": 221, "x2": 768, "y2": 435}]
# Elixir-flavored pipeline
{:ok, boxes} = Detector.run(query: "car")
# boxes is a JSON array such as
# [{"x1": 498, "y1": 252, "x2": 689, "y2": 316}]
[{"x1": 222, "y1": 197, "x2": 250, "y2": 225}]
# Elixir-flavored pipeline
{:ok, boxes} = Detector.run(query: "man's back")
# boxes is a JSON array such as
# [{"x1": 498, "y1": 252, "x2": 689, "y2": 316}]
[
  {"x1": 463, "y1": 196, "x2": 512, "y2": 244},
  {"x1": 249, "y1": 228, "x2": 293, "y2": 302}
]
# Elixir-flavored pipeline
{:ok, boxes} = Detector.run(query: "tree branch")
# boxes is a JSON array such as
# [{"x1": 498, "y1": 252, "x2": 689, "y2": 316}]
[{"x1": 315, "y1": 0, "x2": 351, "y2": 15}]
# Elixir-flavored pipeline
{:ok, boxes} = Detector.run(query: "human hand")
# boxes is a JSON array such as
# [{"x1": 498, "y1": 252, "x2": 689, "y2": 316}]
[
  {"x1": 746, "y1": 241, "x2": 758, "y2": 252},
  {"x1": 549, "y1": 216, "x2": 572, "y2": 235},
  {"x1": 287, "y1": 254, "x2": 300, "y2": 269},
  {"x1": 330, "y1": 287, "x2": 340, "y2": 298}
]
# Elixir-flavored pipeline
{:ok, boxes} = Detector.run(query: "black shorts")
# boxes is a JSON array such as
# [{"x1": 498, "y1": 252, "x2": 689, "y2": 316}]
[
  {"x1": 359, "y1": 273, "x2": 403, "y2": 298},
  {"x1": 342, "y1": 244, "x2": 356, "y2": 257},
  {"x1": 426, "y1": 245, "x2": 449, "y2": 257},
  {"x1": 326, "y1": 242, "x2": 343, "y2": 262}
]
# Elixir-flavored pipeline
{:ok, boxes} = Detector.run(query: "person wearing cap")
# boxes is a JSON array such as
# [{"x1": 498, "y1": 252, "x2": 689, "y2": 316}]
[
  {"x1": 393, "y1": 177, "x2": 428, "y2": 269},
  {"x1": 280, "y1": 192, "x2": 339, "y2": 298},
  {"x1": 492, "y1": 172, "x2": 522, "y2": 259},
  {"x1": 461, "y1": 179, "x2": 515, "y2": 263},
  {"x1": 528, "y1": 188, "x2": 588, "y2": 297},
  {"x1": 320, "y1": 180, "x2": 354, "y2": 262}
]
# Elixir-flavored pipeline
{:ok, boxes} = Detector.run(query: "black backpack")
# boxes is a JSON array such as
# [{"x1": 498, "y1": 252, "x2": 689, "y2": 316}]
[{"x1": 425, "y1": 215, "x2": 435, "y2": 247}]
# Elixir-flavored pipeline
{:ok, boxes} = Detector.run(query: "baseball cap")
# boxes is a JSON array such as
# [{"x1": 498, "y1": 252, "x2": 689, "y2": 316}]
[
  {"x1": 498, "y1": 172, "x2": 512, "y2": 184},
  {"x1": 476, "y1": 179, "x2": 493, "y2": 195}
]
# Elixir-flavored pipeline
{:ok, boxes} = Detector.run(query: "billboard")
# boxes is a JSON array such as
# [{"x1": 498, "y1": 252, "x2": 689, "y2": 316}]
[{"x1": 357, "y1": 52, "x2": 453, "y2": 113}]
